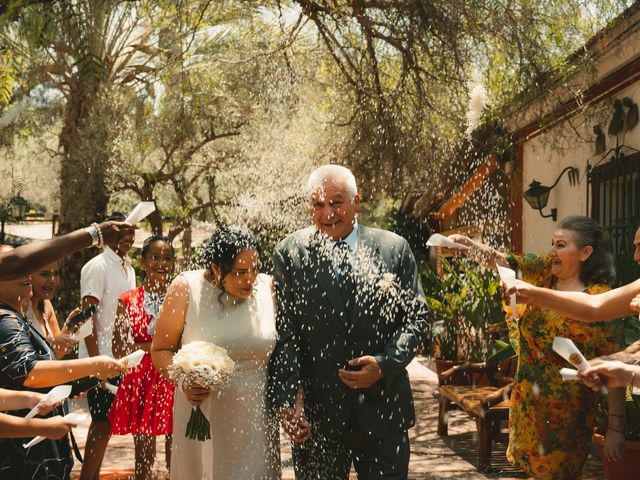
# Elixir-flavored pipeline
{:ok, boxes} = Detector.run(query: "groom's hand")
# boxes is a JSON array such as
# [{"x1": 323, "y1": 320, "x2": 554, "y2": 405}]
[
  {"x1": 276, "y1": 384, "x2": 311, "y2": 443},
  {"x1": 338, "y1": 356, "x2": 383, "y2": 389},
  {"x1": 276, "y1": 407, "x2": 312, "y2": 443}
]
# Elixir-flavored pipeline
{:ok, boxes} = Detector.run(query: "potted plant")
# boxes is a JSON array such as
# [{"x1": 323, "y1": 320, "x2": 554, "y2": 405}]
[{"x1": 422, "y1": 257, "x2": 504, "y2": 380}]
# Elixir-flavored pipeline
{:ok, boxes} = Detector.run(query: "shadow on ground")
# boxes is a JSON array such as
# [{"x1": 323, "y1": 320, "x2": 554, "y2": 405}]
[
  {"x1": 408, "y1": 357, "x2": 604, "y2": 480},
  {"x1": 69, "y1": 357, "x2": 604, "y2": 480}
]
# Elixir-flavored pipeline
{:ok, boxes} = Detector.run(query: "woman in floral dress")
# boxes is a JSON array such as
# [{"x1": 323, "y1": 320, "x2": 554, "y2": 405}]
[{"x1": 451, "y1": 216, "x2": 625, "y2": 479}]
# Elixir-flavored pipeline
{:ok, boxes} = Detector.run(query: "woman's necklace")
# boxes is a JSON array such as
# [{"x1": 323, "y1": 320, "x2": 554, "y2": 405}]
[{"x1": 144, "y1": 287, "x2": 166, "y2": 336}]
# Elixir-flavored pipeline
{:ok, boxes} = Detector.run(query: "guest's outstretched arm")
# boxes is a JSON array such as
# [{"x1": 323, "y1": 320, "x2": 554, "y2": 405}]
[
  {"x1": 0, "y1": 388, "x2": 43, "y2": 411},
  {"x1": 0, "y1": 413, "x2": 76, "y2": 439},
  {"x1": 513, "y1": 278, "x2": 640, "y2": 322},
  {"x1": 448, "y1": 234, "x2": 510, "y2": 269},
  {"x1": 0, "y1": 221, "x2": 134, "y2": 281},
  {"x1": 0, "y1": 314, "x2": 124, "y2": 389},
  {"x1": 23, "y1": 357, "x2": 125, "y2": 388}
]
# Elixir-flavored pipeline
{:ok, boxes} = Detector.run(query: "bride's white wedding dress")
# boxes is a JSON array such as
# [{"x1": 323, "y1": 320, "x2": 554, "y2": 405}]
[{"x1": 171, "y1": 271, "x2": 281, "y2": 480}]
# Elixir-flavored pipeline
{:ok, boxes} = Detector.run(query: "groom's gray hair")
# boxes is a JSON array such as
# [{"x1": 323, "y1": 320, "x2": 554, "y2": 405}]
[{"x1": 306, "y1": 164, "x2": 358, "y2": 199}]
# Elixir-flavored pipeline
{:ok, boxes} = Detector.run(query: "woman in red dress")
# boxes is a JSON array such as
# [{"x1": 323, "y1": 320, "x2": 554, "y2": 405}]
[{"x1": 109, "y1": 236, "x2": 175, "y2": 480}]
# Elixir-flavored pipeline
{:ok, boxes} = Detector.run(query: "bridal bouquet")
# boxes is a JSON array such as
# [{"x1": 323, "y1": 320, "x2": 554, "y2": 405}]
[{"x1": 168, "y1": 341, "x2": 235, "y2": 441}]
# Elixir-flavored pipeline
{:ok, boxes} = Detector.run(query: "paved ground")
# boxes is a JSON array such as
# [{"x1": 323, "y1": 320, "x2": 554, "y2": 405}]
[{"x1": 68, "y1": 357, "x2": 605, "y2": 479}]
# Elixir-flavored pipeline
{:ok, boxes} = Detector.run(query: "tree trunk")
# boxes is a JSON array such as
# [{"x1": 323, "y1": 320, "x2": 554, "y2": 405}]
[
  {"x1": 56, "y1": 3, "x2": 112, "y2": 314},
  {"x1": 140, "y1": 176, "x2": 163, "y2": 235},
  {"x1": 179, "y1": 222, "x2": 193, "y2": 271}
]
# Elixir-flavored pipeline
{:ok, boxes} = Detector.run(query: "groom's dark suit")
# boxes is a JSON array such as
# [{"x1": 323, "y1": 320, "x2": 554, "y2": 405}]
[{"x1": 269, "y1": 224, "x2": 429, "y2": 479}]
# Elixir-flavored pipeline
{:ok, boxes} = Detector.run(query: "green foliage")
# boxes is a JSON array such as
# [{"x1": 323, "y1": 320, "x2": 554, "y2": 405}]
[
  {"x1": 0, "y1": 196, "x2": 13, "y2": 223},
  {"x1": 385, "y1": 203, "x2": 431, "y2": 272},
  {"x1": 290, "y1": 0, "x2": 633, "y2": 198},
  {"x1": 423, "y1": 256, "x2": 504, "y2": 362},
  {"x1": 0, "y1": 50, "x2": 14, "y2": 106},
  {"x1": 486, "y1": 339, "x2": 516, "y2": 365},
  {"x1": 625, "y1": 315, "x2": 640, "y2": 346}
]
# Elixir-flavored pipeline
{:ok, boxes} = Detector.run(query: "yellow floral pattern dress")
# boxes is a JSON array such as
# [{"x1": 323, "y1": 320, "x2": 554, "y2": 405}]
[{"x1": 504, "y1": 253, "x2": 622, "y2": 480}]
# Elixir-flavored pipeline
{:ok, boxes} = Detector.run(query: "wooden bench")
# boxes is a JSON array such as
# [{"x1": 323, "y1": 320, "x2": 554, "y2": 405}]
[{"x1": 436, "y1": 361, "x2": 514, "y2": 472}]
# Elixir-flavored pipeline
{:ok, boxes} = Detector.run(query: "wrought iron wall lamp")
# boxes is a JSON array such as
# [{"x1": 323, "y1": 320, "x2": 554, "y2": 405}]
[{"x1": 522, "y1": 166, "x2": 579, "y2": 221}]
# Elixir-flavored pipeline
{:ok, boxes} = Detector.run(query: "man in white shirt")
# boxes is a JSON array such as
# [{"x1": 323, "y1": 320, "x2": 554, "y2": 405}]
[{"x1": 79, "y1": 212, "x2": 136, "y2": 480}]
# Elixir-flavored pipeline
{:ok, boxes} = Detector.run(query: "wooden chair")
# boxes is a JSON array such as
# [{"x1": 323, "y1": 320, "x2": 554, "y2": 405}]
[{"x1": 436, "y1": 359, "x2": 515, "y2": 472}]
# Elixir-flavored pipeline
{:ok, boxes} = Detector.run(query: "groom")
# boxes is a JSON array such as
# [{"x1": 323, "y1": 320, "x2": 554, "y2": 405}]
[{"x1": 269, "y1": 164, "x2": 429, "y2": 479}]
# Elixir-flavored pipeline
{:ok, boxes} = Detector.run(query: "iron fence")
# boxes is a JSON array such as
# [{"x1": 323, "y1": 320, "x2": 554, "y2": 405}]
[{"x1": 590, "y1": 152, "x2": 640, "y2": 285}]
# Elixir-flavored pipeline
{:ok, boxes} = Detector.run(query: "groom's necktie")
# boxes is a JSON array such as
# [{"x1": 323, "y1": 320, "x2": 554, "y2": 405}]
[{"x1": 334, "y1": 241, "x2": 355, "y2": 316}]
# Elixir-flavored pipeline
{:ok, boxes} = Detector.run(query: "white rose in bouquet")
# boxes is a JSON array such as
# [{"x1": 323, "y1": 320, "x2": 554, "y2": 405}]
[{"x1": 168, "y1": 341, "x2": 235, "y2": 441}]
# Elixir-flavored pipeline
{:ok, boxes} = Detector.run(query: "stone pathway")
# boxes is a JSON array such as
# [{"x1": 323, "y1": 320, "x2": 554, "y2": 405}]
[{"x1": 68, "y1": 357, "x2": 604, "y2": 479}]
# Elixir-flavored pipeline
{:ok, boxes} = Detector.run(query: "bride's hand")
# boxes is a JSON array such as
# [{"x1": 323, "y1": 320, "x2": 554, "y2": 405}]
[{"x1": 182, "y1": 383, "x2": 211, "y2": 406}]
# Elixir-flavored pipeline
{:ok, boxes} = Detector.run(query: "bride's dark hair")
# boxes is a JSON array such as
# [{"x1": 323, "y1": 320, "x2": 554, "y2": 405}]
[{"x1": 202, "y1": 225, "x2": 259, "y2": 295}]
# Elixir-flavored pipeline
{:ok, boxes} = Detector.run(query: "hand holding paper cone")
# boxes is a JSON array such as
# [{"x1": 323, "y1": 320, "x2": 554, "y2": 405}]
[
  {"x1": 24, "y1": 385, "x2": 72, "y2": 420},
  {"x1": 426, "y1": 233, "x2": 469, "y2": 250},
  {"x1": 552, "y1": 337, "x2": 590, "y2": 371},
  {"x1": 23, "y1": 412, "x2": 86, "y2": 449},
  {"x1": 71, "y1": 320, "x2": 93, "y2": 342},
  {"x1": 559, "y1": 368, "x2": 579, "y2": 381},
  {"x1": 497, "y1": 265, "x2": 518, "y2": 320},
  {"x1": 120, "y1": 349, "x2": 145, "y2": 369}
]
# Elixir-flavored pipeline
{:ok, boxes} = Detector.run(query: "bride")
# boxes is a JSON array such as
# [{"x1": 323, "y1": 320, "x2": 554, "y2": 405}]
[{"x1": 151, "y1": 225, "x2": 281, "y2": 479}]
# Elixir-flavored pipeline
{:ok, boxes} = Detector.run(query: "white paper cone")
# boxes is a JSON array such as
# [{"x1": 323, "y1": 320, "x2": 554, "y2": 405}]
[
  {"x1": 496, "y1": 265, "x2": 518, "y2": 319},
  {"x1": 559, "y1": 368, "x2": 579, "y2": 381},
  {"x1": 71, "y1": 320, "x2": 93, "y2": 342},
  {"x1": 23, "y1": 435, "x2": 45, "y2": 449},
  {"x1": 426, "y1": 233, "x2": 469, "y2": 250},
  {"x1": 104, "y1": 383, "x2": 119, "y2": 395},
  {"x1": 553, "y1": 337, "x2": 590, "y2": 371},
  {"x1": 24, "y1": 385, "x2": 73, "y2": 419},
  {"x1": 120, "y1": 349, "x2": 145, "y2": 369},
  {"x1": 23, "y1": 412, "x2": 86, "y2": 448},
  {"x1": 125, "y1": 202, "x2": 155, "y2": 224}
]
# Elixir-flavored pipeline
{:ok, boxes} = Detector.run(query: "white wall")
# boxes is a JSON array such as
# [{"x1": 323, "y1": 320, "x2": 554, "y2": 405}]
[{"x1": 521, "y1": 80, "x2": 640, "y2": 253}]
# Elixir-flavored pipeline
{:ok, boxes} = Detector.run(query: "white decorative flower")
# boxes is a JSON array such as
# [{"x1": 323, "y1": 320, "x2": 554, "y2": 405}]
[
  {"x1": 378, "y1": 272, "x2": 397, "y2": 293},
  {"x1": 465, "y1": 72, "x2": 487, "y2": 137}
]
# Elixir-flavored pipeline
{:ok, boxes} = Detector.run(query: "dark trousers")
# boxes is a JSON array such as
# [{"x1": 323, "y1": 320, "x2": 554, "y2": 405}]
[{"x1": 292, "y1": 428, "x2": 409, "y2": 480}]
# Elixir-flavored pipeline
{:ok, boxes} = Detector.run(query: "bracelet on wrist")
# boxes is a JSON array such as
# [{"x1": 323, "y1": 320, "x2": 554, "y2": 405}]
[
  {"x1": 83, "y1": 223, "x2": 102, "y2": 247},
  {"x1": 95, "y1": 223, "x2": 104, "y2": 248}
]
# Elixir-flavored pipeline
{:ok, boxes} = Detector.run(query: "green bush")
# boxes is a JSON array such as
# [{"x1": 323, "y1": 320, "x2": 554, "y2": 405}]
[{"x1": 423, "y1": 256, "x2": 504, "y2": 362}]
